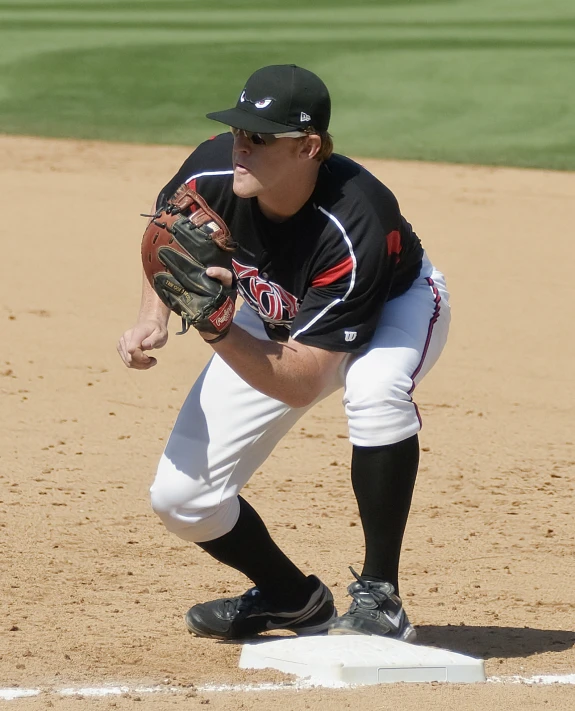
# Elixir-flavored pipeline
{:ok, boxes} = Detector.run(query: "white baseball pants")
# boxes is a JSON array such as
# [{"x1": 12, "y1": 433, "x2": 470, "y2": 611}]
[{"x1": 150, "y1": 253, "x2": 450, "y2": 543}]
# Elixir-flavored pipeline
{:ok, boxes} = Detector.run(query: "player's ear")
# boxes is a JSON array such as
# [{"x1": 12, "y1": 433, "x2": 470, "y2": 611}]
[{"x1": 299, "y1": 134, "x2": 321, "y2": 161}]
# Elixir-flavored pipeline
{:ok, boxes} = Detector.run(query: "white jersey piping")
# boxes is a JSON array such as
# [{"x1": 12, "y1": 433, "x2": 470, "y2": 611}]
[
  {"x1": 291, "y1": 206, "x2": 358, "y2": 339},
  {"x1": 186, "y1": 170, "x2": 234, "y2": 182}
]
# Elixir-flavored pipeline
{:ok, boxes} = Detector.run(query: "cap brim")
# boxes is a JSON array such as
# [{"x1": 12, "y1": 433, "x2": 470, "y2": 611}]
[{"x1": 206, "y1": 107, "x2": 298, "y2": 134}]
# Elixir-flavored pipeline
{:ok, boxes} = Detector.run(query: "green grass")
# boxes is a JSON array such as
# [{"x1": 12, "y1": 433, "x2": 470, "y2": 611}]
[{"x1": 1, "y1": 0, "x2": 574, "y2": 169}]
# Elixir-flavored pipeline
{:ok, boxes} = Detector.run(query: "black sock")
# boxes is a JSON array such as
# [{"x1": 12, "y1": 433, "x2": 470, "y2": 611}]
[
  {"x1": 196, "y1": 496, "x2": 312, "y2": 609},
  {"x1": 351, "y1": 434, "x2": 420, "y2": 597}
]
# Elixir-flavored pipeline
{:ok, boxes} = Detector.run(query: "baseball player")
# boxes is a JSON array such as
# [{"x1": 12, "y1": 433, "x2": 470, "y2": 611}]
[{"x1": 117, "y1": 65, "x2": 450, "y2": 641}]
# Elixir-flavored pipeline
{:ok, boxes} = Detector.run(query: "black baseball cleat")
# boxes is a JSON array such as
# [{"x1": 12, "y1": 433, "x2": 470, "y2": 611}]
[
  {"x1": 328, "y1": 568, "x2": 417, "y2": 642},
  {"x1": 185, "y1": 575, "x2": 336, "y2": 640}
]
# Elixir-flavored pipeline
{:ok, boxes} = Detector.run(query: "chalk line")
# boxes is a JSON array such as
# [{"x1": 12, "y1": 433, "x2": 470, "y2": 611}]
[{"x1": 2, "y1": 674, "x2": 575, "y2": 700}]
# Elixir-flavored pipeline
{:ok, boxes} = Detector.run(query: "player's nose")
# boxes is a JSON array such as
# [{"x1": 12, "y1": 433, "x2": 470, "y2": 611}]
[{"x1": 232, "y1": 130, "x2": 251, "y2": 153}]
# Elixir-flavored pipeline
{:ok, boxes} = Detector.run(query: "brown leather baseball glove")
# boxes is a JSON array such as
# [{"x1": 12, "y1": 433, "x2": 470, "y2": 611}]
[{"x1": 141, "y1": 184, "x2": 237, "y2": 339}]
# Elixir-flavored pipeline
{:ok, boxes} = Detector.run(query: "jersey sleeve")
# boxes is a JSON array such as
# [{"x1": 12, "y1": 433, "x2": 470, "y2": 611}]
[{"x1": 290, "y1": 195, "x2": 403, "y2": 353}]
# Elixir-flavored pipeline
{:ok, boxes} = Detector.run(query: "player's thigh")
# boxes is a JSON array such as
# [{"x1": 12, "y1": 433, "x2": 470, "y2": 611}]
[
  {"x1": 151, "y1": 350, "x2": 309, "y2": 513},
  {"x1": 344, "y1": 266, "x2": 450, "y2": 445},
  {"x1": 376, "y1": 266, "x2": 450, "y2": 386}
]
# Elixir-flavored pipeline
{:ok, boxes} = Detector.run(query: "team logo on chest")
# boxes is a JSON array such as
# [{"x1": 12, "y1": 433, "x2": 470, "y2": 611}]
[{"x1": 233, "y1": 258, "x2": 300, "y2": 324}]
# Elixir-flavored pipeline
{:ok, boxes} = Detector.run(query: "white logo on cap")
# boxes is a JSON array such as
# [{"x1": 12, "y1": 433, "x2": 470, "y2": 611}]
[
  {"x1": 300, "y1": 111, "x2": 311, "y2": 122},
  {"x1": 239, "y1": 90, "x2": 274, "y2": 109},
  {"x1": 344, "y1": 331, "x2": 357, "y2": 342}
]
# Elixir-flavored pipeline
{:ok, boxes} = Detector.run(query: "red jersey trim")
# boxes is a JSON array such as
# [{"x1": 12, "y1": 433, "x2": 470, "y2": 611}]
[
  {"x1": 311, "y1": 256, "x2": 354, "y2": 288},
  {"x1": 387, "y1": 230, "x2": 401, "y2": 256}
]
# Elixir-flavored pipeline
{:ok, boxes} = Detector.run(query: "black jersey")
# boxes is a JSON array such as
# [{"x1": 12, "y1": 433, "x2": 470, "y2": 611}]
[{"x1": 158, "y1": 133, "x2": 423, "y2": 353}]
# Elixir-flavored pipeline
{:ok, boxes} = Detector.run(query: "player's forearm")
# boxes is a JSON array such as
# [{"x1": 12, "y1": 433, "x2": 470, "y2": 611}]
[
  {"x1": 138, "y1": 270, "x2": 171, "y2": 324},
  {"x1": 210, "y1": 325, "x2": 334, "y2": 408}
]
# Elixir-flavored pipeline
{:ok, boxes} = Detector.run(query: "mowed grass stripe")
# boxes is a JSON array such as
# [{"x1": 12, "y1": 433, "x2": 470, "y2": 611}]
[
  {"x1": 2, "y1": 16, "x2": 575, "y2": 36},
  {"x1": 0, "y1": 23, "x2": 573, "y2": 48},
  {"x1": 2, "y1": 5, "x2": 575, "y2": 25},
  {"x1": 0, "y1": 0, "x2": 456, "y2": 7},
  {"x1": 2, "y1": 28, "x2": 573, "y2": 59}
]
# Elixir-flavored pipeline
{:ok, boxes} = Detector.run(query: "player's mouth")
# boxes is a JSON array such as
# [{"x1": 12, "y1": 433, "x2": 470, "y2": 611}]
[{"x1": 234, "y1": 163, "x2": 250, "y2": 174}]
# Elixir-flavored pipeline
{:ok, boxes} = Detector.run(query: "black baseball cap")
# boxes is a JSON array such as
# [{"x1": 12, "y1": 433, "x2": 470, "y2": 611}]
[{"x1": 206, "y1": 64, "x2": 331, "y2": 134}]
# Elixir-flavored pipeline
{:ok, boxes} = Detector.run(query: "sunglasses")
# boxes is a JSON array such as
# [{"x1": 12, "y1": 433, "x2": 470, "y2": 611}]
[{"x1": 230, "y1": 126, "x2": 310, "y2": 146}]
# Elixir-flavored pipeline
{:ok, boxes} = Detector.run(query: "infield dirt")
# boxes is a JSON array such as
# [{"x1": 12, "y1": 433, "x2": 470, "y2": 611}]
[{"x1": 1, "y1": 135, "x2": 574, "y2": 710}]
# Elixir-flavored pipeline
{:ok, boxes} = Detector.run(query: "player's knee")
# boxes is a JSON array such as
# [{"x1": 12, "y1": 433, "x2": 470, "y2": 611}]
[
  {"x1": 345, "y1": 369, "x2": 412, "y2": 411},
  {"x1": 344, "y1": 370, "x2": 421, "y2": 446},
  {"x1": 150, "y1": 485, "x2": 239, "y2": 542}
]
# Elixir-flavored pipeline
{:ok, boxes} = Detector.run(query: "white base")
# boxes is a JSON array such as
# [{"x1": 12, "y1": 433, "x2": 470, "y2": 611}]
[{"x1": 239, "y1": 636, "x2": 486, "y2": 686}]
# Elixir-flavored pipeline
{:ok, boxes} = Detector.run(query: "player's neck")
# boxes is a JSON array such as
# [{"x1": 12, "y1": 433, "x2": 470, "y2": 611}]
[{"x1": 257, "y1": 167, "x2": 319, "y2": 223}]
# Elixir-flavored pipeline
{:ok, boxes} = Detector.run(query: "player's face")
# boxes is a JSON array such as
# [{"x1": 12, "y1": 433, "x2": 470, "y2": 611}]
[{"x1": 231, "y1": 129, "x2": 308, "y2": 199}]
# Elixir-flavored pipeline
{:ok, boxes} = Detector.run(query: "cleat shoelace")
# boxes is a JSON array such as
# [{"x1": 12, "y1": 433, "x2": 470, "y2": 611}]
[
  {"x1": 347, "y1": 567, "x2": 395, "y2": 610},
  {"x1": 222, "y1": 588, "x2": 266, "y2": 617}
]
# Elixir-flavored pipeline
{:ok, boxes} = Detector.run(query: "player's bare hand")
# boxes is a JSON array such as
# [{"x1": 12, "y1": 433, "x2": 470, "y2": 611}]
[
  {"x1": 117, "y1": 320, "x2": 169, "y2": 369},
  {"x1": 206, "y1": 266, "x2": 234, "y2": 289}
]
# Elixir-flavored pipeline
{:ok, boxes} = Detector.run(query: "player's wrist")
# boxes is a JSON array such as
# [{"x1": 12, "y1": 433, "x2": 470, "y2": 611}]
[
  {"x1": 136, "y1": 310, "x2": 170, "y2": 328},
  {"x1": 201, "y1": 329, "x2": 230, "y2": 345}
]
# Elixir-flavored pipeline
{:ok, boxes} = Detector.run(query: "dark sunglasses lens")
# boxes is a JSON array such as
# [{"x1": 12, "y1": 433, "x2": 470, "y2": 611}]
[{"x1": 230, "y1": 128, "x2": 273, "y2": 146}]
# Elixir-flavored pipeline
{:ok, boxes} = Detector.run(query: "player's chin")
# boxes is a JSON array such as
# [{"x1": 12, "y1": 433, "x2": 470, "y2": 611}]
[{"x1": 232, "y1": 173, "x2": 262, "y2": 199}]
